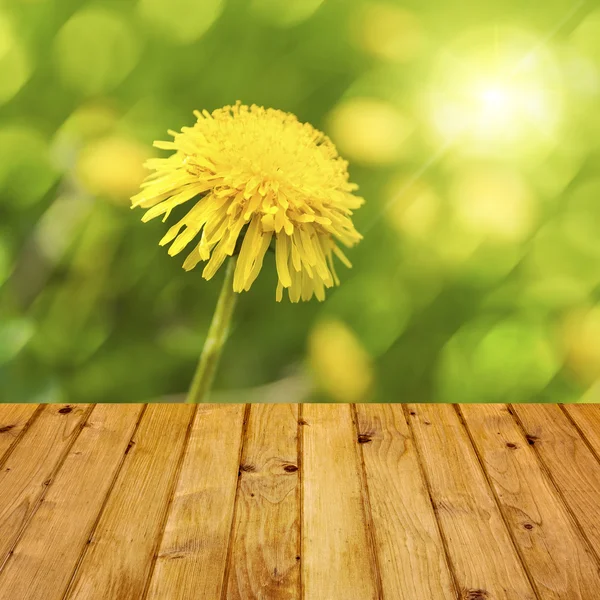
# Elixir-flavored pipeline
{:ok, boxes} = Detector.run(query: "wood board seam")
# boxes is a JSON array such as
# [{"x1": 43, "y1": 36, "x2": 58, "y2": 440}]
[
  {"x1": 350, "y1": 404, "x2": 384, "y2": 600},
  {"x1": 0, "y1": 404, "x2": 96, "y2": 576},
  {"x1": 297, "y1": 403, "x2": 304, "y2": 600},
  {"x1": 0, "y1": 404, "x2": 45, "y2": 470},
  {"x1": 401, "y1": 405, "x2": 461, "y2": 600},
  {"x1": 219, "y1": 403, "x2": 251, "y2": 600},
  {"x1": 508, "y1": 404, "x2": 600, "y2": 569},
  {"x1": 59, "y1": 404, "x2": 149, "y2": 600},
  {"x1": 454, "y1": 405, "x2": 542, "y2": 600},
  {"x1": 558, "y1": 404, "x2": 600, "y2": 470},
  {"x1": 139, "y1": 404, "x2": 200, "y2": 600}
]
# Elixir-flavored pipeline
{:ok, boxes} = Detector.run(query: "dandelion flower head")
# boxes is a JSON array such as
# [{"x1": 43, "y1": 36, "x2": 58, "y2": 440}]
[{"x1": 131, "y1": 102, "x2": 364, "y2": 301}]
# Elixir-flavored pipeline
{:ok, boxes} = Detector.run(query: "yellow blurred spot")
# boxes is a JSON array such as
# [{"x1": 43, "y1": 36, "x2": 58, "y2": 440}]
[
  {"x1": 251, "y1": 0, "x2": 324, "y2": 27},
  {"x1": 308, "y1": 319, "x2": 374, "y2": 403},
  {"x1": 77, "y1": 136, "x2": 150, "y2": 202},
  {"x1": 54, "y1": 8, "x2": 139, "y2": 95},
  {"x1": 562, "y1": 306, "x2": 600, "y2": 387},
  {"x1": 0, "y1": 12, "x2": 30, "y2": 105},
  {"x1": 53, "y1": 103, "x2": 120, "y2": 169},
  {"x1": 386, "y1": 176, "x2": 439, "y2": 239},
  {"x1": 327, "y1": 98, "x2": 412, "y2": 165},
  {"x1": 138, "y1": 0, "x2": 224, "y2": 44},
  {"x1": 352, "y1": 3, "x2": 425, "y2": 63},
  {"x1": 61, "y1": 103, "x2": 119, "y2": 140},
  {"x1": 450, "y1": 165, "x2": 535, "y2": 242},
  {"x1": 427, "y1": 27, "x2": 562, "y2": 160}
]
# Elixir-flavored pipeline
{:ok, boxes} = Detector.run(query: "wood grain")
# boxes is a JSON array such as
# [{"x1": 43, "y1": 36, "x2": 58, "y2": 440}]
[
  {"x1": 355, "y1": 404, "x2": 456, "y2": 599},
  {"x1": 407, "y1": 403, "x2": 536, "y2": 600},
  {"x1": 0, "y1": 404, "x2": 91, "y2": 570},
  {"x1": 226, "y1": 404, "x2": 300, "y2": 600},
  {"x1": 0, "y1": 404, "x2": 143, "y2": 600},
  {"x1": 0, "y1": 402, "x2": 598, "y2": 599},
  {"x1": 145, "y1": 404, "x2": 246, "y2": 600},
  {"x1": 461, "y1": 403, "x2": 600, "y2": 599},
  {"x1": 512, "y1": 403, "x2": 600, "y2": 558},
  {"x1": 562, "y1": 404, "x2": 600, "y2": 458},
  {"x1": 302, "y1": 404, "x2": 379, "y2": 600},
  {"x1": 63, "y1": 404, "x2": 195, "y2": 600},
  {"x1": 0, "y1": 404, "x2": 40, "y2": 462}
]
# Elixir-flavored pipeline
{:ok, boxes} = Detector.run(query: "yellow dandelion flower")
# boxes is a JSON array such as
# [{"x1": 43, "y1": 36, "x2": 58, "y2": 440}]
[{"x1": 131, "y1": 102, "x2": 364, "y2": 302}]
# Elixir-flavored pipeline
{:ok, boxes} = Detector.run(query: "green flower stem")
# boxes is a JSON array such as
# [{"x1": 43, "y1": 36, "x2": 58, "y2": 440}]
[{"x1": 186, "y1": 257, "x2": 238, "y2": 404}]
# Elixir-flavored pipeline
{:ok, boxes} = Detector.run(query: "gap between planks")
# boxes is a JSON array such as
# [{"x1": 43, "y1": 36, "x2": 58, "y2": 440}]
[
  {"x1": 453, "y1": 405, "x2": 542, "y2": 600},
  {"x1": 400, "y1": 404, "x2": 461, "y2": 599},
  {"x1": 350, "y1": 404, "x2": 385, "y2": 600},
  {"x1": 3, "y1": 403, "x2": 600, "y2": 600},
  {"x1": 60, "y1": 405, "x2": 149, "y2": 600},
  {"x1": 219, "y1": 404, "x2": 252, "y2": 600},
  {"x1": 139, "y1": 404, "x2": 200, "y2": 600},
  {"x1": 0, "y1": 404, "x2": 96, "y2": 575}
]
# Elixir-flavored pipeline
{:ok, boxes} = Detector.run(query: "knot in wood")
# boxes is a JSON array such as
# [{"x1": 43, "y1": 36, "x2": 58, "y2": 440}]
[{"x1": 463, "y1": 589, "x2": 488, "y2": 600}]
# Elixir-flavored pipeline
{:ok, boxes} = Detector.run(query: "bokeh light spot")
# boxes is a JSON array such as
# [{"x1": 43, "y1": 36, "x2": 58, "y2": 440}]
[
  {"x1": 327, "y1": 97, "x2": 413, "y2": 165},
  {"x1": 322, "y1": 273, "x2": 411, "y2": 358},
  {"x1": 450, "y1": 164, "x2": 535, "y2": 242},
  {"x1": 438, "y1": 317, "x2": 559, "y2": 402},
  {"x1": 77, "y1": 135, "x2": 150, "y2": 203},
  {"x1": 385, "y1": 176, "x2": 440, "y2": 240},
  {"x1": 571, "y1": 8, "x2": 600, "y2": 63},
  {"x1": 54, "y1": 8, "x2": 140, "y2": 95},
  {"x1": 0, "y1": 319, "x2": 35, "y2": 366},
  {"x1": 138, "y1": 0, "x2": 224, "y2": 44},
  {"x1": 352, "y1": 3, "x2": 425, "y2": 63},
  {"x1": 0, "y1": 237, "x2": 12, "y2": 287},
  {"x1": 427, "y1": 27, "x2": 563, "y2": 160},
  {"x1": 250, "y1": 0, "x2": 324, "y2": 27},
  {"x1": 0, "y1": 126, "x2": 57, "y2": 206},
  {"x1": 560, "y1": 179, "x2": 600, "y2": 258},
  {"x1": 308, "y1": 319, "x2": 374, "y2": 403},
  {"x1": 562, "y1": 306, "x2": 600, "y2": 387},
  {"x1": 0, "y1": 12, "x2": 30, "y2": 105}
]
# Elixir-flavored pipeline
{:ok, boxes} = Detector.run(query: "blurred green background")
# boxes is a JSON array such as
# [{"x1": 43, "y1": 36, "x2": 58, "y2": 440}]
[{"x1": 1, "y1": 0, "x2": 600, "y2": 404}]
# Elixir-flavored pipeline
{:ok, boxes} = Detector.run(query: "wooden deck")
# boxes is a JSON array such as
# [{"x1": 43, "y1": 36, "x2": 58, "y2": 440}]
[{"x1": 0, "y1": 404, "x2": 599, "y2": 599}]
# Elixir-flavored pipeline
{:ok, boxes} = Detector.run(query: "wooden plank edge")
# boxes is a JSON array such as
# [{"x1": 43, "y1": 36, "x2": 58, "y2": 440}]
[
  {"x1": 219, "y1": 404, "x2": 251, "y2": 600},
  {"x1": 59, "y1": 405, "x2": 148, "y2": 600},
  {"x1": 508, "y1": 404, "x2": 600, "y2": 570},
  {"x1": 0, "y1": 405, "x2": 45, "y2": 469},
  {"x1": 0, "y1": 404, "x2": 96, "y2": 576}
]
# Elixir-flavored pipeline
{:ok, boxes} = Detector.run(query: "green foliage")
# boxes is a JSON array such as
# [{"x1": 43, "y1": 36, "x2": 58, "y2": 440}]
[{"x1": 1, "y1": 0, "x2": 599, "y2": 403}]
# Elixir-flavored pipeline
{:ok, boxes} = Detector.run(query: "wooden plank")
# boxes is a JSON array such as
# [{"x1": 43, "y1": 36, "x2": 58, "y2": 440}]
[
  {"x1": 354, "y1": 404, "x2": 456, "y2": 599},
  {"x1": 0, "y1": 404, "x2": 91, "y2": 569},
  {"x1": 64, "y1": 404, "x2": 195, "y2": 600},
  {"x1": 0, "y1": 404, "x2": 40, "y2": 462},
  {"x1": 145, "y1": 404, "x2": 246, "y2": 600},
  {"x1": 461, "y1": 404, "x2": 600, "y2": 599},
  {"x1": 513, "y1": 404, "x2": 600, "y2": 558},
  {"x1": 0, "y1": 404, "x2": 144, "y2": 600},
  {"x1": 302, "y1": 404, "x2": 379, "y2": 600},
  {"x1": 407, "y1": 404, "x2": 536, "y2": 600},
  {"x1": 225, "y1": 404, "x2": 300, "y2": 600},
  {"x1": 562, "y1": 404, "x2": 600, "y2": 458}
]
